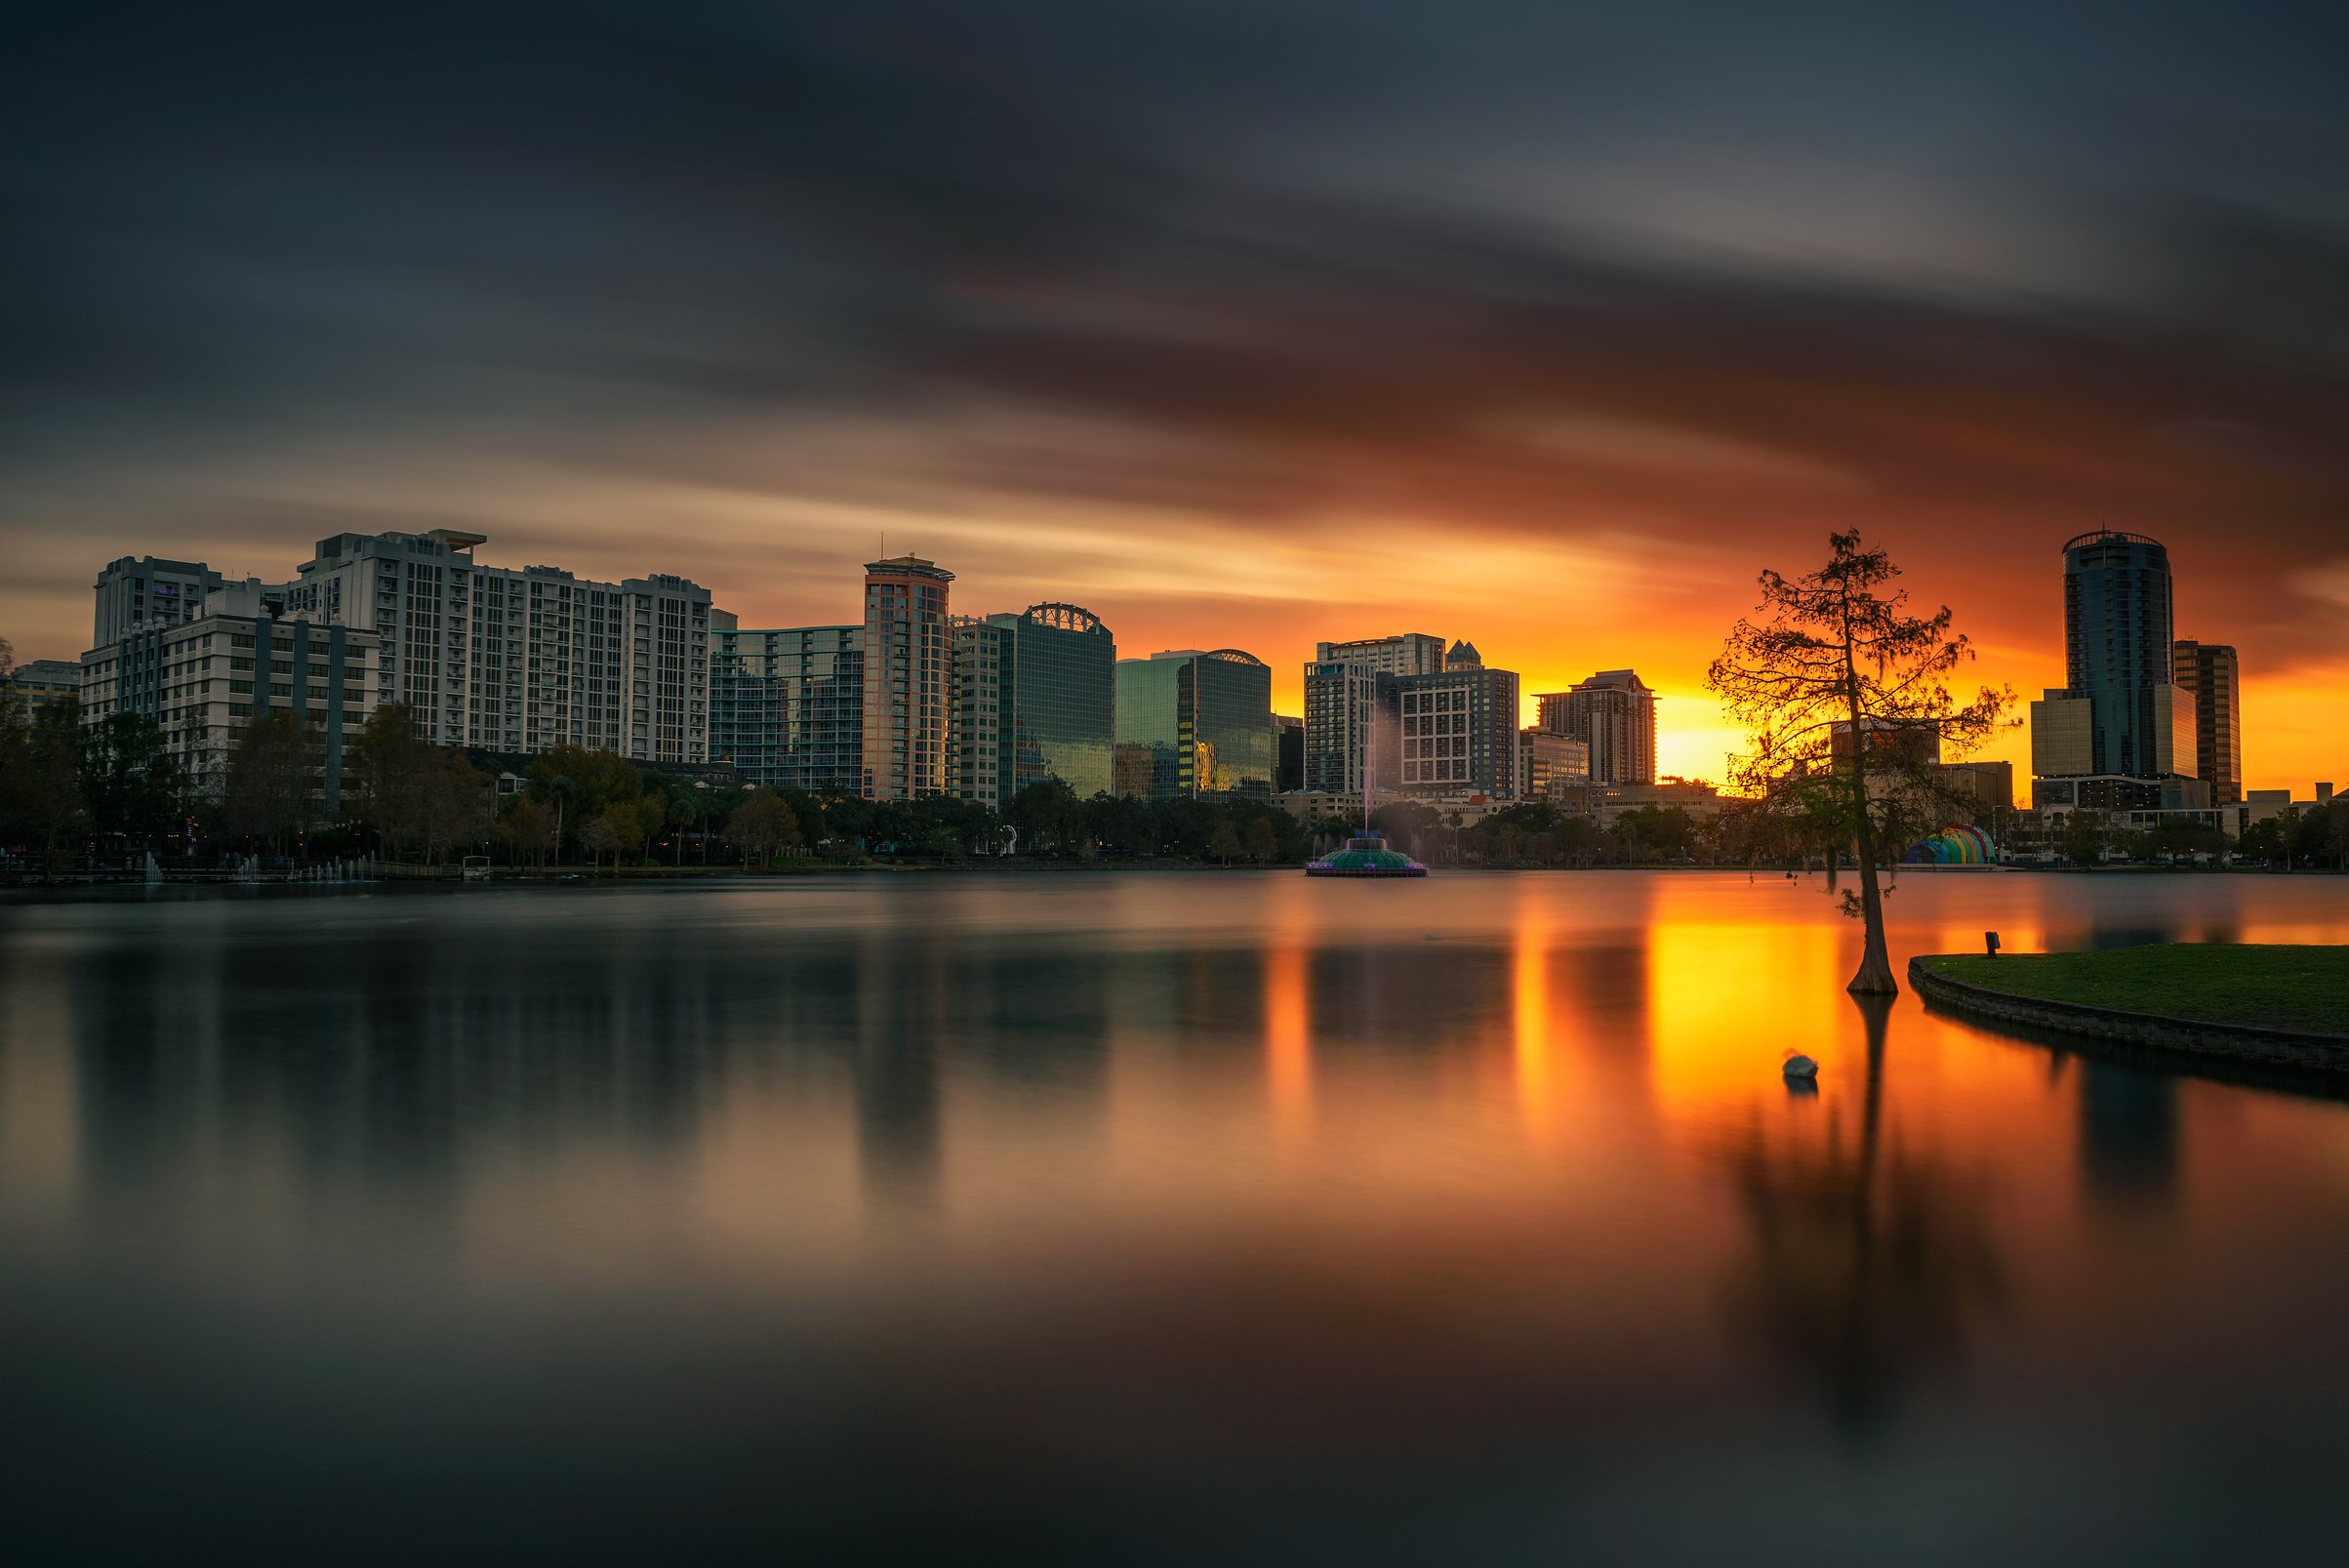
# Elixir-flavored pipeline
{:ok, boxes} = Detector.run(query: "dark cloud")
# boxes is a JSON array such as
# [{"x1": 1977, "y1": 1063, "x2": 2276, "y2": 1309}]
[{"x1": 5, "y1": 1, "x2": 2349, "y2": 675}]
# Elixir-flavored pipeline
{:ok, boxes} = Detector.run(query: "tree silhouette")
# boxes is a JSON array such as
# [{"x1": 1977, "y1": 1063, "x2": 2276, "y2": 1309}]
[{"x1": 1708, "y1": 532, "x2": 2009, "y2": 993}]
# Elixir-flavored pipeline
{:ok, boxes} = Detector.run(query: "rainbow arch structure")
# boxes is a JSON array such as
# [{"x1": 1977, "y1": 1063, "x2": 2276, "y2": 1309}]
[{"x1": 1906, "y1": 824, "x2": 1996, "y2": 864}]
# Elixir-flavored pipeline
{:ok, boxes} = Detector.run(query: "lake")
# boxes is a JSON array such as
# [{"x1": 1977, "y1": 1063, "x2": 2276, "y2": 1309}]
[{"x1": 3, "y1": 870, "x2": 2347, "y2": 1563}]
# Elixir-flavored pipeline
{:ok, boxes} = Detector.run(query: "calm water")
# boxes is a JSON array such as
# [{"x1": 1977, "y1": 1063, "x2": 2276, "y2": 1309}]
[{"x1": 4, "y1": 870, "x2": 2348, "y2": 1563}]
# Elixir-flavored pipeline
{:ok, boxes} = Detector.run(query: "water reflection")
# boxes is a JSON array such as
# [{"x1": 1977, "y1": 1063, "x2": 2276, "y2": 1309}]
[
  {"x1": 1720, "y1": 994, "x2": 2006, "y2": 1435},
  {"x1": 4, "y1": 872, "x2": 2349, "y2": 1561},
  {"x1": 2079, "y1": 1059, "x2": 2182, "y2": 1210}
]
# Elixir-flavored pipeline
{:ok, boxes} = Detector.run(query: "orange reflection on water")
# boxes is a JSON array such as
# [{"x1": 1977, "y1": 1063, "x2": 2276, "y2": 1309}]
[
  {"x1": 1645, "y1": 888, "x2": 1847, "y2": 1125},
  {"x1": 1512, "y1": 909, "x2": 1556, "y2": 1147},
  {"x1": 1264, "y1": 940, "x2": 1314, "y2": 1141}
]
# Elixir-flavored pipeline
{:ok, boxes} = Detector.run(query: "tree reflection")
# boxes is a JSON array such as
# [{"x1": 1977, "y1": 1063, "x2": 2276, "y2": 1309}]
[{"x1": 1719, "y1": 993, "x2": 2006, "y2": 1435}]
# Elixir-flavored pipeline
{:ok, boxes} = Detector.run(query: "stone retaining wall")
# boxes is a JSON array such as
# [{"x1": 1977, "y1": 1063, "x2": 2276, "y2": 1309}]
[{"x1": 1908, "y1": 956, "x2": 2349, "y2": 1073}]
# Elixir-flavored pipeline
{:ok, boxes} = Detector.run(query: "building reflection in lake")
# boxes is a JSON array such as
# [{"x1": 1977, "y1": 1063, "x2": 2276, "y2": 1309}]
[{"x1": 2079, "y1": 1059, "x2": 2181, "y2": 1210}]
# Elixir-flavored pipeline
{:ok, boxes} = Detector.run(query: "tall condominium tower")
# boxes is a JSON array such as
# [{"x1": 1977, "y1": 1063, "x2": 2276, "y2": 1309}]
[
  {"x1": 951, "y1": 616, "x2": 1015, "y2": 809},
  {"x1": 1538, "y1": 670, "x2": 1656, "y2": 785},
  {"x1": 2171, "y1": 639, "x2": 2243, "y2": 804},
  {"x1": 1397, "y1": 641, "x2": 1520, "y2": 797},
  {"x1": 92, "y1": 556, "x2": 231, "y2": 649},
  {"x1": 708, "y1": 613, "x2": 865, "y2": 790},
  {"x1": 1114, "y1": 648, "x2": 1276, "y2": 801},
  {"x1": 1314, "y1": 633, "x2": 1447, "y2": 678},
  {"x1": 988, "y1": 603, "x2": 1116, "y2": 799},
  {"x1": 283, "y1": 530, "x2": 711, "y2": 761},
  {"x1": 2060, "y1": 531, "x2": 2192, "y2": 779},
  {"x1": 1302, "y1": 660, "x2": 1398, "y2": 798},
  {"x1": 861, "y1": 555, "x2": 955, "y2": 800},
  {"x1": 1300, "y1": 631, "x2": 1444, "y2": 799}
]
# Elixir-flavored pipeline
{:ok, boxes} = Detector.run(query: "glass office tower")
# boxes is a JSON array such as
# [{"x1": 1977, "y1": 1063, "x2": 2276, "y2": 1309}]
[
  {"x1": 2062, "y1": 531, "x2": 2190, "y2": 778},
  {"x1": 709, "y1": 619, "x2": 865, "y2": 790},
  {"x1": 1115, "y1": 648, "x2": 1276, "y2": 800},
  {"x1": 991, "y1": 603, "x2": 1115, "y2": 799}
]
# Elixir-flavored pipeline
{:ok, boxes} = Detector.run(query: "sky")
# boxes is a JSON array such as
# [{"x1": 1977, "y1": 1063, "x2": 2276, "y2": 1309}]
[{"x1": 5, "y1": 1, "x2": 2346, "y2": 790}]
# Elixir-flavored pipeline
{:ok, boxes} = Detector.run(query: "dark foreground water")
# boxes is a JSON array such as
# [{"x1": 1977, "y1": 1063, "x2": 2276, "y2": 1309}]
[{"x1": 4, "y1": 871, "x2": 2348, "y2": 1564}]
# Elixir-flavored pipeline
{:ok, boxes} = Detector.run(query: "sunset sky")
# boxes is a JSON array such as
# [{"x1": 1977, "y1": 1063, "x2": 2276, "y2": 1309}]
[{"x1": 5, "y1": 2, "x2": 2345, "y2": 790}]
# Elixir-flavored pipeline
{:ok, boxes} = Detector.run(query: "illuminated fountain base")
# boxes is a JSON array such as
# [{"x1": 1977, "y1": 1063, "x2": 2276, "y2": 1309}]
[{"x1": 1305, "y1": 830, "x2": 1429, "y2": 878}]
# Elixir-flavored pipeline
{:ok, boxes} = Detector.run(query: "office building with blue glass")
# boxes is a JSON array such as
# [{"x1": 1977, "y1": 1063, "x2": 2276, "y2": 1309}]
[
  {"x1": 1115, "y1": 648, "x2": 1276, "y2": 801},
  {"x1": 2032, "y1": 530, "x2": 2203, "y2": 812},
  {"x1": 989, "y1": 603, "x2": 1115, "y2": 800}
]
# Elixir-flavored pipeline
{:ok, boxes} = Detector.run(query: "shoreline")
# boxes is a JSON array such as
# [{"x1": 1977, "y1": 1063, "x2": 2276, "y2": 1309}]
[
  {"x1": 1910, "y1": 951, "x2": 2349, "y2": 1075},
  {"x1": 7, "y1": 861, "x2": 2337, "y2": 891},
  {"x1": 9, "y1": 859, "x2": 2339, "y2": 892}
]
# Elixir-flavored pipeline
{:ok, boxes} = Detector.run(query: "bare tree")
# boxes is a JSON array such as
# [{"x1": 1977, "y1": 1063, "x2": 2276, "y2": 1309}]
[{"x1": 1708, "y1": 531, "x2": 2009, "y2": 993}]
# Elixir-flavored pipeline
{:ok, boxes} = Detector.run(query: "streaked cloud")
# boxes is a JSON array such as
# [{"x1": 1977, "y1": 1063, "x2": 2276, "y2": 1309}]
[{"x1": 4, "y1": 1, "x2": 2346, "y2": 786}]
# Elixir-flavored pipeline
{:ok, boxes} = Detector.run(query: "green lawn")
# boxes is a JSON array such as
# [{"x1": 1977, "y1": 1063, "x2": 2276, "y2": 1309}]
[{"x1": 1923, "y1": 945, "x2": 2349, "y2": 1035}]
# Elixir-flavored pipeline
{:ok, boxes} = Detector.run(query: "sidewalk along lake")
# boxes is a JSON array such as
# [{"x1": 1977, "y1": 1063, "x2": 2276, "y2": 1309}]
[{"x1": 4, "y1": 871, "x2": 2348, "y2": 1563}]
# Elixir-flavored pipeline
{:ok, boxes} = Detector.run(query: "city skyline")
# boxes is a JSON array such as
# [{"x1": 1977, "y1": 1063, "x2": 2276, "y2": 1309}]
[
  {"x1": 21, "y1": 520, "x2": 2327, "y2": 797},
  {"x1": 8, "y1": 7, "x2": 2347, "y2": 793}
]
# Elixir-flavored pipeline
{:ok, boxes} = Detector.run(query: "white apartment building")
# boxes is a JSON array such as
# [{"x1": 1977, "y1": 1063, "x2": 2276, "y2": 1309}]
[
  {"x1": 280, "y1": 530, "x2": 711, "y2": 762},
  {"x1": 92, "y1": 556, "x2": 233, "y2": 649},
  {"x1": 81, "y1": 610, "x2": 380, "y2": 810},
  {"x1": 952, "y1": 616, "x2": 1013, "y2": 808},
  {"x1": 1314, "y1": 633, "x2": 1447, "y2": 678}
]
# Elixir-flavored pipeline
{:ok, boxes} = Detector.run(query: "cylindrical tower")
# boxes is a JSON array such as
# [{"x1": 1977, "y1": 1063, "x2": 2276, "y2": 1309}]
[{"x1": 2061, "y1": 531, "x2": 2174, "y2": 777}]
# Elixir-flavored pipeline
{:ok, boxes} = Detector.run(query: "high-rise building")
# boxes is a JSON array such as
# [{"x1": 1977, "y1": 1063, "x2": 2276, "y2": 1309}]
[
  {"x1": 1934, "y1": 760, "x2": 2015, "y2": 824},
  {"x1": 2030, "y1": 690, "x2": 2094, "y2": 776},
  {"x1": 1275, "y1": 714, "x2": 1304, "y2": 794},
  {"x1": 80, "y1": 608, "x2": 380, "y2": 810},
  {"x1": 1397, "y1": 641, "x2": 1519, "y2": 797},
  {"x1": 1114, "y1": 648, "x2": 1276, "y2": 800},
  {"x1": 708, "y1": 615, "x2": 864, "y2": 791},
  {"x1": 1538, "y1": 670, "x2": 1656, "y2": 785},
  {"x1": 1115, "y1": 656, "x2": 1185, "y2": 801},
  {"x1": 1303, "y1": 659, "x2": 1398, "y2": 798},
  {"x1": 952, "y1": 617, "x2": 1015, "y2": 809},
  {"x1": 861, "y1": 556, "x2": 955, "y2": 800},
  {"x1": 1299, "y1": 632, "x2": 1440, "y2": 799},
  {"x1": 2060, "y1": 531, "x2": 2192, "y2": 779},
  {"x1": 2031, "y1": 532, "x2": 2203, "y2": 812},
  {"x1": 989, "y1": 603, "x2": 1115, "y2": 799},
  {"x1": 1181, "y1": 647, "x2": 1273, "y2": 799},
  {"x1": 283, "y1": 530, "x2": 710, "y2": 761},
  {"x1": 5, "y1": 659, "x2": 84, "y2": 717},
  {"x1": 2172, "y1": 640, "x2": 2243, "y2": 805},
  {"x1": 93, "y1": 556, "x2": 230, "y2": 649},
  {"x1": 1315, "y1": 633, "x2": 1446, "y2": 678},
  {"x1": 1519, "y1": 727, "x2": 1591, "y2": 801}
]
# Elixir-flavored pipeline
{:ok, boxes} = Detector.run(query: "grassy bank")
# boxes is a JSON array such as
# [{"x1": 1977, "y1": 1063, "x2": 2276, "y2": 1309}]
[{"x1": 1921, "y1": 945, "x2": 2349, "y2": 1036}]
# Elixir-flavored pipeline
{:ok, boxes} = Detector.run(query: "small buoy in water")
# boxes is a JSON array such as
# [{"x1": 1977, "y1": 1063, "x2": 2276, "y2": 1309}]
[{"x1": 1782, "y1": 1053, "x2": 1818, "y2": 1080}]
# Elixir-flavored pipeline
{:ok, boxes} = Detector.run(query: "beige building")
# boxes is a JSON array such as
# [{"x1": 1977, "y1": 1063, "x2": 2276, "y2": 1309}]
[
  {"x1": 2172, "y1": 640, "x2": 2243, "y2": 804},
  {"x1": 861, "y1": 555, "x2": 955, "y2": 800},
  {"x1": 81, "y1": 610, "x2": 380, "y2": 810},
  {"x1": 2029, "y1": 690, "x2": 2094, "y2": 776},
  {"x1": 1519, "y1": 727, "x2": 1592, "y2": 801},
  {"x1": 1537, "y1": 670, "x2": 1657, "y2": 785}
]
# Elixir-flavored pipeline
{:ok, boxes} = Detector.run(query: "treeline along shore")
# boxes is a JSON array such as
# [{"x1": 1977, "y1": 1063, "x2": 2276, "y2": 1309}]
[{"x1": 7, "y1": 689, "x2": 2347, "y2": 881}]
